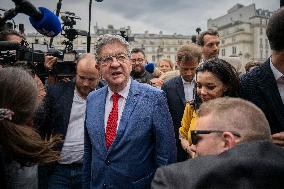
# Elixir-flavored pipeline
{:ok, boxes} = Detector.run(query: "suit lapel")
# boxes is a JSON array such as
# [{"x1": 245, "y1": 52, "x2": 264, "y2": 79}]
[
  {"x1": 259, "y1": 61, "x2": 284, "y2": 127},
  {"x1": 61, "y1": 82, "x2": 75, "y2": 136},
  {"x1": 176, "y1": 76, "x2": 186, "y2": 105},
  {"x1": 95, "y1": 87, "x2": 108, "y2": 154}
]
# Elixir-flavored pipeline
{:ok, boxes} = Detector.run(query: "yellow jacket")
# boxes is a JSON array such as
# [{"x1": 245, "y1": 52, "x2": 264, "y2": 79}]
[{"x1": 179, "y1": 103, "x2": 197, "y2": 145}]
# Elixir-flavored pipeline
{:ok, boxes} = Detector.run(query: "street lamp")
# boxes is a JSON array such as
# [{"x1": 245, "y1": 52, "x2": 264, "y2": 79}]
[
  {"x1": 87, "y1": 0, "x2": 103, "y2": 52},
  {"x1": 196, "y1": 27, "x2": 201, "y2": 35}
]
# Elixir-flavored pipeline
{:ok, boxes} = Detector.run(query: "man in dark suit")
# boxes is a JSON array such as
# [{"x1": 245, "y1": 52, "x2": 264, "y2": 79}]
[
  {"x1": 83, "y1": 34, "x2": 176, "y2": 189},
  {"x1": 37, "y1": 53, "x2": 102, "y2": 188},
  {"x1": 152, "y1": 97, "x2": 284, "y2": 189},
  {"x1": 240, "y1": 7, "x2": 284, "y2": 147},
  {"x1": 162, "y1": 43, "x2": 202, "y2": 162}
]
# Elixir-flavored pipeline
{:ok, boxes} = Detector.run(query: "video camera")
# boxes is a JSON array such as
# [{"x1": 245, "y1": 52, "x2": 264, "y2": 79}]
[
  {"x1": 0, "y1": 40, "x2": 46, "y2": 77},
  {"x1": 44, "y1": 11, "x2": 88, "y2": 78}
]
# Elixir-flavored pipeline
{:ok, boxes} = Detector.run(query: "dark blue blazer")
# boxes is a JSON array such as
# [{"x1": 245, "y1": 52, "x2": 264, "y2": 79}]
[
  {"x1": 162, "y1": 76, "x2": 188, "y2": 162},
  {"x1": 37, "y1": 80, "x2": 104, "y2": 146},
  {"x1": 240, "y1": 59, "x2": 284, "y2": 134},
  {"x1": 36, "y1": 80, "x2": 103, "y2": 188},
  {"x1": 83, "y1": 80, "x2": 177, "y2": 189},
  {"x1": 152, "y1": 141, "x2": 284, "y2": 189}
]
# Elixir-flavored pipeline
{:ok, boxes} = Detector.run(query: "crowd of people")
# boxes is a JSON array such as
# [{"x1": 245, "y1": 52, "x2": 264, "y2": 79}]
[{"x1": 0, "y1": 6, "x2": 284, "y2": 189}]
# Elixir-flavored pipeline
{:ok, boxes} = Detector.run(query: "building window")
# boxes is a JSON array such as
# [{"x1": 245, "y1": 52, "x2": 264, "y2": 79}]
[
  {"x1": 221, "y1": 49, "x2": 226, "y2": 56},
  {"x1": 260, "y1": 38, "x2": 263, "y2": 48},
  {"x1": 221, "y1": 40, "x2": 225, "y2": 44},
  {"x1": 265, "y1": 39, "x2": 269, "y2": 49},
  {"x1": 152, "y1": 55, "x2": 156, "y2": 62},
  {"x1": 232, "y1": 47, "x2": 237, "y2": 55},
  {"x1": 167, "y1": 55, "x2": 171, "y2": 59},
  {"x1": 260, "y1": 28, "x2": 263, "y2": 35},
  {"x1": 260, "y1": 50, "x2": 263, "y2": 60}
]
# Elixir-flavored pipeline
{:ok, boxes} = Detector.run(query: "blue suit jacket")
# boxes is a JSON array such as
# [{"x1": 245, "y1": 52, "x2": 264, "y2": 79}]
[
  {"x1": 83, "y1": 80, "x2": 177, "y2": 189},
  {"x1": 240, "y1": 59, "x2": 284, "y2": 134}
]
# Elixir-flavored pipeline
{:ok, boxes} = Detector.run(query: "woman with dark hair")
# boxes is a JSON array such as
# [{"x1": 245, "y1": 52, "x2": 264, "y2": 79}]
[
  {"x1": 179, "y1": 58, "x2": 240, "y2": 157},
  {"x1": 0, "y1": 67, "x2": 61, "y2": 188}
]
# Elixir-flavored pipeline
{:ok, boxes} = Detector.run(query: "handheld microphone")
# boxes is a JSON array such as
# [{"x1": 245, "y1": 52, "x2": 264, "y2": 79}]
[
  {"x1": 12, "y1": 0, "x2": 61, "y2": 37},
  {"x1": 29, "y1": 7, "x2": 61, "y2": 37},
  {"x1": 144, "y1": 62, "x2": 163, "y2": 77},
  {"x1": 144, "y1": 63, "x2": 155, "y2": 73},
  {"x1": 0, "y1": 41, "x2": 20, "y2": 51}
]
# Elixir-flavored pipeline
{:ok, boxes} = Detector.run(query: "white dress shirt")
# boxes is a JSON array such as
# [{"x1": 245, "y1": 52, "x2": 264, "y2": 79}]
[
  {"x1": 59, "y1": 88, "x2": 86, "y2": 164},
  {"x1": 270, "y1": 58, "x2": 284, "y2": 104},
  {"x1": 104, "y1": 79, "x2": 131, "y2": 131},
  {"x1": 181, "y1": 76, "x2": 195, "y2": 102}
]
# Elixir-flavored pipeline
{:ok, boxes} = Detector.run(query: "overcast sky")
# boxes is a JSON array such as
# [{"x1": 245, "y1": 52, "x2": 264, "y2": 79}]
[{"x1": 0, "y1": 0, "x2": 280, "y2": 35}]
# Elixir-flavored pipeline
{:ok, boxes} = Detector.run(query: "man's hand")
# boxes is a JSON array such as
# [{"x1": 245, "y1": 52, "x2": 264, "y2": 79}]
[
  {"x1": 44, "y1": 55, "x2": 57, "y2": 70},
  {"x1": 150, "y1": 78, "x2": 164, "y2": 88},
  {"x1": 272, "y1": 131, "x2": 284, "y2": 147}
]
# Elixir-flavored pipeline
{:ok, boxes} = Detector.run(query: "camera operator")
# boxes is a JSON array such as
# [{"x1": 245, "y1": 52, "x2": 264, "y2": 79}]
[{"x1": 0, "y1": 29, "x2": 57, "y2": 103}]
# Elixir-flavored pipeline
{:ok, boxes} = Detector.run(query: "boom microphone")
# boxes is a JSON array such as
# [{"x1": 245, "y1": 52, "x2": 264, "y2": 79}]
[
  {"x1": 145, "y1": 62, "x2": 163, "y2": 77},
  {"x1": 144, "y1": 62, "x2": 155, "y2": 73},
  {"x1": 12, "y1": 0, "x2": 61, "y2": 37},
  {"x1": 29, "y1": 7, "x2": 61, "y2": 37}
]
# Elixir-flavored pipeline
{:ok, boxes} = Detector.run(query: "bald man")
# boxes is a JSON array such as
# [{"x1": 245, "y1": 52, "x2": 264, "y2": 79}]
[
  {"x1": 37, "y1": 53, "x2": 103, "y2": 189},
  {"x1": 152, "y1": 97, "x2": 284, "y2": 189}
]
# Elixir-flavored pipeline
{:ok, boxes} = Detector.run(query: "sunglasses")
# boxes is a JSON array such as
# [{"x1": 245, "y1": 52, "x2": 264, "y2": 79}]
[{"x1": 190, "y1": 130, "x2": 241, "y2": 145}]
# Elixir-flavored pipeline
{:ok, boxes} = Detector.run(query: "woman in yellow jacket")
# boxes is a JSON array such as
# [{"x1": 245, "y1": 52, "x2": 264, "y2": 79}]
[{"x1": 179, "y1": 58, "x2": 240, "y2": 157}]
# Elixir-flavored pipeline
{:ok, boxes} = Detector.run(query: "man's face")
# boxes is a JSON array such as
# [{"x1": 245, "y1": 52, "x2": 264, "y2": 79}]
[
  {"x1": 202, "y1": 34, "x2": 220, "y2": 60},
  {"x1": 190, "y1": 114, "x2": 225, "y2": 157},
  {"x1": 178, "y1": 59, "x2": 199, "y2": 82},
  {"x1": 75, "y1": 60, "x2": 99, "y2": 99},
  {"x1": 98, "y1": 42, "x2": 132, "y2": 92},
  {"x1": 130, "y1": 52, "x2": 146, "y2": 75}
]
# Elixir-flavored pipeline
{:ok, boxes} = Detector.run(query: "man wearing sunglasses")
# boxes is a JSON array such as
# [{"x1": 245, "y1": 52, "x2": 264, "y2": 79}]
[{"x1": 152, "y1": 97, "x2": 284, "y2": 188}]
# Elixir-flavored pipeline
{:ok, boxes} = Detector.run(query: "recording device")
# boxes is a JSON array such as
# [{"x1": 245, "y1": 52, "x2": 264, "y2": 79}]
[
  {"x1": 47, "y1": 48, "x2": 77, "y2": 78},
  {"x1": 0, "y1": 41, "x2": 46, "y2": 77},
  {"x1": 145, "y1": 63, "x2": 155, "y2": 73},
  {"x1": 0, "y1": 0, "x2": 61, "y2": 37},
  {"x1": 145, "y1": 62, "x2": 162, "y2": 77},
  {"x1": 61, "y1": 11, "x2": 87, "y2": 52},
  {"x1": 29, "y1": 7, "x2": 61, "y2": 37}
]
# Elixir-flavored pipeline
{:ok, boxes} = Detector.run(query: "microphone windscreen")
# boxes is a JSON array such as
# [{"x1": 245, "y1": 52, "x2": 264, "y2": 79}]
[
  {"x1": 144, "y1": 63, "x2": 155, "y2": 73},
  {"x1": 29, "y1": 7, "x2": 61, "y2": 37}
]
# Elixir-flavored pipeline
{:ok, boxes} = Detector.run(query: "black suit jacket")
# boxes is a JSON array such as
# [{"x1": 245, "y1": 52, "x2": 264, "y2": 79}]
[
  {"x1": 36, "y1": 80, "x2": 103, "y2": 188},
  {"x1": 151, "y1": 141, "x2": 284, "y2": 189},
  {"x1": 240, "y1": 59, "x2": 284, "y2": 134},
  {"x1": 162, "y1": 76, "x2": 188, "y2": 161}
]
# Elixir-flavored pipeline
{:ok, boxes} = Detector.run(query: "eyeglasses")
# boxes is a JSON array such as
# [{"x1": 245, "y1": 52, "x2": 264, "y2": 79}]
[
  {"x1": 97, "y1": 53, "x2": 129, "y2": 65},
  {"x1": 190, "y1": 130, "x2": 241, "y2": 145},
  {"x1": 131, "y1": 58, "x2": 144, "y2": 64}
]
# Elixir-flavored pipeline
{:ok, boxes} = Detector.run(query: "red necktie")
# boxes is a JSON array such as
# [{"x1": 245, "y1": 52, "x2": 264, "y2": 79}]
[{"x1": 106, "y1": 93, "x2": 121, "y2": 149}]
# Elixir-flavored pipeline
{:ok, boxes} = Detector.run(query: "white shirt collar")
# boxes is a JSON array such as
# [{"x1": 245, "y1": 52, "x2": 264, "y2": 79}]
[
  {"x1": 107, "y1": 79, "x2": 131, "y2": 100},
  {"x1": 270, "y1": 57, "x2": 283, "y2": 81},
  {"x1": 181, "y1": 76, "x2": 195, "y2": 85}
]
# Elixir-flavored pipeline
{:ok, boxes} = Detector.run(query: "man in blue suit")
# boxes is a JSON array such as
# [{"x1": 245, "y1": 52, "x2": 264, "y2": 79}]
[{"x1": 83, "y1": 34, "x2": 176, "y2": 189}]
